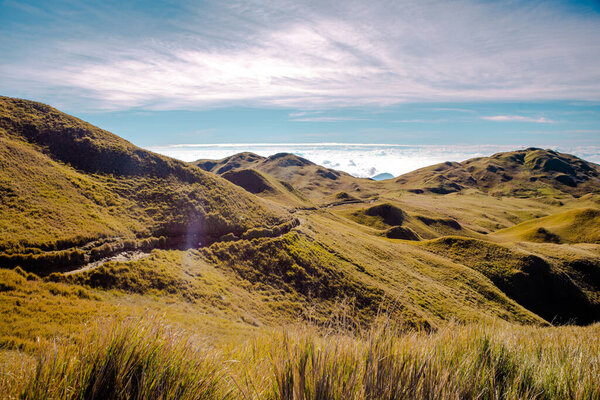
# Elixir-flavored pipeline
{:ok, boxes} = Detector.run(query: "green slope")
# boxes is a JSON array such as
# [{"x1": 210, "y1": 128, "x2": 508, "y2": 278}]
[
  {"x1": 419, "y1": 236, "x2": 600, "y2": 324},
  {"x1": 492, "y1": 208, "x2": 600, "y2": 244},
  {"x1": 193, "y1": 152, "x2": 379, "y2": 204},
  {"x1": 0, "y1": 97, "x2": 290, "y2": 273}
]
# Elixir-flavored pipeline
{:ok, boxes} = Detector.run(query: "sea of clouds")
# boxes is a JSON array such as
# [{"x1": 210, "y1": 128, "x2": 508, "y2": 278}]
[{"x1": 147, "y1": 144, "x2": 600, "y2": 179}]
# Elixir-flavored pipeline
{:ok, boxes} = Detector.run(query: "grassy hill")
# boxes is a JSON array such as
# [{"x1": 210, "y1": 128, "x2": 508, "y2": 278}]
[
  {"x1": 188, "y1": 144, "x2": 600, "y2": 328},
  {"x1": 492, "y1": 207, "x2": 600, "y2": 244},
  {"x1": 394, "y1": 148, "x2": 600, "y2": 197},
  {"x1": 0, "y1": 97, "x2": 291, "y2": 273},
  {"x1": 193, "y1": 152, "x2": 378, "y2": 205},
  {"x1": 1, "y1": 97, "x2": 598, "y2": 328},
  {"x1": 221, "y1": 168, "x2": 313, "y2": 208},
  {"x1": 419, "y1": 236, "x2": 600, "y2": 324},
  {"x1": 0, "y1": 97, "x2": 555, "y2": 334},
  {"x1": 3, "y1": 96, "x2": 600, "y2": 398},
  {"x1": 340, "y1": 202, "x2": 472, "y2": 240}
]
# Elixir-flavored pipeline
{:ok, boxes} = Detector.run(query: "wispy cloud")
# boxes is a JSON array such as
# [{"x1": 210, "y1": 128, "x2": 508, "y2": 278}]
[
  {"x1": 429, "y1": 107, "x2": 477, "y2": 114},
  {"x1": 481, "y1": 115, "x2": 556, "y2": 123},
  {"x1": 290, "y1": 116, "x2": 369, "y2": 122},
  {"x1": 287, "y1": 110, "x2": 367, "y2": 122},
  {"x1": 393, "y1": 119, "x2": 448, "y2": 123},
  {"x1": 288, "y1": 111, "x2": 320, "y2": 118},
  {"x1": 1, "y1": 0, "x2": 600, "y2": 110}
]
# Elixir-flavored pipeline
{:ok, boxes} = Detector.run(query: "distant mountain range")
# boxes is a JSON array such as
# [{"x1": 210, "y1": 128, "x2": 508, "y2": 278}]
[{"x1": 370, "y1": 172, "x2": 395, "y2": 181}]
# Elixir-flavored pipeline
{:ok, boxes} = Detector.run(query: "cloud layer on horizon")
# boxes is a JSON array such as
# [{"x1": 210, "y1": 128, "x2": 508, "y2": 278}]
[
  {"x1": 147, "y1": 143, "x2": 600, "y2": 178},
  {"x1": 2, "y1": 0, "x2": 600, "y2": 110}
]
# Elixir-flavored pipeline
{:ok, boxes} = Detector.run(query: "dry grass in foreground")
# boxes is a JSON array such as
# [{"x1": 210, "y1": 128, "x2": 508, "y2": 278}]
[{"x1": 2, "y1": 318, "x2": 599, "y2": 400}]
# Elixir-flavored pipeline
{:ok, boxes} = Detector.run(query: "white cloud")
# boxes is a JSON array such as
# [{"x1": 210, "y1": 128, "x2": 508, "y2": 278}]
[
  {"x1": 288, "y1": 111, "x2": 318, "y2": 117},
  {"x1": 290, "y1": 116, "x2": 369, "y2": 122},
  {"x1": 2, "y1": 0, "x2": 600, "y2": 109},
  {"x1": 481, "y1": 115, "x2": 556, "y2": 123}
]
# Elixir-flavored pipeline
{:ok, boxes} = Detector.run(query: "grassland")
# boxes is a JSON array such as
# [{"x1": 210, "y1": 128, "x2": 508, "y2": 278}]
[
  {"x1": 393, "y1": 148, "x2": 600, "y2": 197},
  {"x1": 3, "y1": 96, "x2": 600, "y2": 398},
  {"x1": 2, "y1": 317, "x2": 600, "y2": 399}
]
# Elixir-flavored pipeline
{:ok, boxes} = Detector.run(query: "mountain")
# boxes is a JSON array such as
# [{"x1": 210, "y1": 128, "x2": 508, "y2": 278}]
[
  {"x1": 0, "y1": 97, "x2": 291, "y2": 273},
  {"x1": 221, "y1": 168, "x2": 312, "y2": 208},
  {"x1": 371, "y1": 172, "x2": 394, "y2": 181},
  {"x1": 189, "y1": 146, "x2": 600, "y2": 326},
  {"x1": 193, "y1": 152, "x2": 378, "y2": 204},
  {"x1": 394, "y1": 148, "x2": 600, "y2": 196},
  {"x1": 195, "y1": 152, "x2": 264, "y2": 174}
]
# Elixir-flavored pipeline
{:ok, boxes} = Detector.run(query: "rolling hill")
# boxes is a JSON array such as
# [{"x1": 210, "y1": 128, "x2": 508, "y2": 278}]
[
  {"x1": 492, "y1": 207, "x2": 600, "y2": 244},
  {"x1": 394, "y1": 148, "x2": 600, "y2": 196},
  {"x1": 193, "y1": 152, "x2": 378, "y2": 204},
  {"x1": 221, "y1": 168, "x2": 313, "y2": 208},
  {"x1": 1, "y1": 96, "x2": 600, "y2": 357},
  {"x1": 189, "y1": 145, "x2": 600, "y2": 327}
]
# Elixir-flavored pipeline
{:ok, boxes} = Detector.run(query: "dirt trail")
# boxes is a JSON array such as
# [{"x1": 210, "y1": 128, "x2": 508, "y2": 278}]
[
  {"x1": 65, "y1": 251, "x2": 151, "y2": 275},
  {"x1": 65, "y1": 218, "x2": 301, "y2": 275}
]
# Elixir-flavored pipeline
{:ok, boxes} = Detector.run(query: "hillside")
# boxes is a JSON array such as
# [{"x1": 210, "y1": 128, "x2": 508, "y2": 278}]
[
  {"x1": 193, "y1": 152, "x2": 378, "y2": 204},
  {"x1": 0, "y1": 97, "x2": 291, "y2": 274},
  {"x1": 419, "y1": 236, "x2": 600, "y2": 324},
  {"x1": 193, "y1": 148, "x2": 600, "y2": 210},
  {"x1": 221, "y1": 168, "x2": 313, "y2": 208},
  {"x1": 394, "y1": 148, "x2": 600, "y2": 197},
  {"x1": 189, "y1": 146, "x2": 600, "y2": 327},
  {"x1": 1, "y1": 97, "x2": 600, "y2": 359},
  {"x1": 492, "y1": 207, "x2": 600, "y2": 244},
  {"x1": 339, "y1": 202, "x2": 475, "y2": 240},
  {"x1": 195, "y1": 152, "x2": 264, "y2": 174},
  {"x1": 2, "y1": 98, "x2": 600, "y2": 400}
]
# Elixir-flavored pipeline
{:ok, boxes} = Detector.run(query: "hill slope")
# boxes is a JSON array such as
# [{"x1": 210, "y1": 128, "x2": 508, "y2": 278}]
[
  {"x1": 0, "y1": 97, "x2": 290, "y2": 273},
  {"x1": 221, "y1": 168, "x2": 312, "y2": 208},
  {"x1": 492, "y1": 208, "x2": 600, "y2": 244},
  {"x1": 193, "y1": 152, "x2": 377, "y2": 204},
  {"x1": 394, "y1": 148, "x2": 600, "y2": 196},
  {"x1": 419, "y1": 236, "x2": 600, "y2": 324}
]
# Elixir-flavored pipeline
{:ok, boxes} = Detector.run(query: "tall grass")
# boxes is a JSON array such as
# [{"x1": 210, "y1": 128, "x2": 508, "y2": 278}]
[
  {"x1": 7, "y1": 320, "x2": 227, "y2": 400},
  {"x1": 3, "y1": 318, "x2": 599, "y2": 399}
]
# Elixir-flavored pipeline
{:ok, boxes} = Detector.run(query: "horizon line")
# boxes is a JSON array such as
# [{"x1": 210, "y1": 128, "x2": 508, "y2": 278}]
[{"x1": 148, "y1": 143, "x2": 553, "y2": 149}]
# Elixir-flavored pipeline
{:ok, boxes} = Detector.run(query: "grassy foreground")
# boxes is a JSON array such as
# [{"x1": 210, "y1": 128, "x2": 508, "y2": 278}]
[{"x1": 2, "y1": 318, "x2": 599, "y2": 399}]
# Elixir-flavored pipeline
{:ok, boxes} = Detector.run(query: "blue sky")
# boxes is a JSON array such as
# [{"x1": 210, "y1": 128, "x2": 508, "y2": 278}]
[{"x1": 1, "y1": 0, "x2": 599, "y2": 165}]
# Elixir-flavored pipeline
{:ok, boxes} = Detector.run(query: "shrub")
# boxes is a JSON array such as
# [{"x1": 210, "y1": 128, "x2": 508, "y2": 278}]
[{"x1": 0, "y1": 269, "x2": 25, "y2": 291}]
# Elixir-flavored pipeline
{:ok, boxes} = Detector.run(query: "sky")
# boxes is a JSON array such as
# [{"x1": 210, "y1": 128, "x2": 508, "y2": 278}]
[{"x1": 1, "y1": 0, "x2": 599, "y2": 176}]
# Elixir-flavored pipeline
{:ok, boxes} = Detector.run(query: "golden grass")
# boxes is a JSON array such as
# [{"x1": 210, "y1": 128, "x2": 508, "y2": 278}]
[
  {"x1": 392, "y1": 147, "x2": 600, "y2": 198},
  {"x1": 2, "y1": 317, "x2": 600, "y2": 399},
  {"x1": 493, "y1": 207, "x2": 600, "y2": 244}
]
